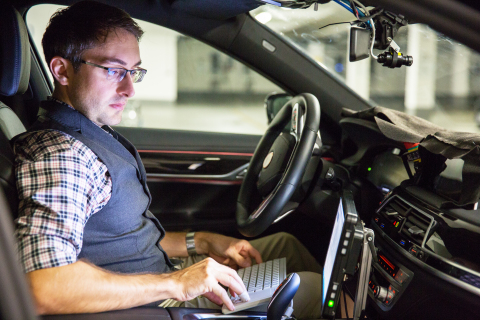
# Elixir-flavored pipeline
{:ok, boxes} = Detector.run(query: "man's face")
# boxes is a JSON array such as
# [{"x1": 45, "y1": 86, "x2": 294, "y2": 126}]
[{"x1": 67, "y1": 28, "x2": 141, "y2": 127}]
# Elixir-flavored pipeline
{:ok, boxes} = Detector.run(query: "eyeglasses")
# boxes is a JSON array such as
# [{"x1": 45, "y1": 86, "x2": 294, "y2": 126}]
[{"x1": 81, "y1": 60, "x2": 147, "y2": 83}]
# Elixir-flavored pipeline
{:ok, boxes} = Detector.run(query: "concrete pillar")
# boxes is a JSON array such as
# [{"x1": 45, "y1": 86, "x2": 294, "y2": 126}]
[
  {"x1": 405, "y1": 24, "x2": 438, "y2": 114},
  {"x1": 135, "y1": 21, "x2": 178, "y2": 102},
  {"x1": 346, "y1": 57, "x2": 371, "y2": 100},
  {"x1": 451, "y1": 45, "x2": 470, "y2": 98},
  {"x1": 346, "y1": 32, "x2": 371, "y2": 100},
  {"x1": 307, "y1": 41, "x2": 327, "y2": 68}
]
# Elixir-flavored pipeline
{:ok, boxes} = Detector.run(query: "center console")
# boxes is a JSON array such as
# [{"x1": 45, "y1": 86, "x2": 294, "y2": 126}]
[{"x1": 365, "y1": 188, "x2": 480, "y2": 319}]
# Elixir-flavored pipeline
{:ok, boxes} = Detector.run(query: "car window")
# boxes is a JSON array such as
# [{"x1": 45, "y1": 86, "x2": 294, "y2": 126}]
[
  {"x1": 252, "y1": 3, "x2": 480, "y2": 133},
  {"x1": 27, "y1": 4, "x2": 282, "y2": 135}
]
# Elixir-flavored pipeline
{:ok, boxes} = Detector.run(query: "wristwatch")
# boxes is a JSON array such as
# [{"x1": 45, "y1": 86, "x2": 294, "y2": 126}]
[{"x1": 186, "y1": 232, "x2": 197, "y2": 256}]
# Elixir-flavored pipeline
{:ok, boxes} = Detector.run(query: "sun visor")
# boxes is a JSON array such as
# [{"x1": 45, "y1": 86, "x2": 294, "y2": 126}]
[
  {"x1": 342, "y1": 106, "x2": 480, "y2": 207},
  {"x1": 171, "y1": 0, "x2": 262, "y2": 20}
]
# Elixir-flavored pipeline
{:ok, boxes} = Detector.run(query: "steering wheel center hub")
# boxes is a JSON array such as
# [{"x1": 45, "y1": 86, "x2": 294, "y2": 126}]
[{"x1": 263, "y1": 151, "x2": 274, "y2": 169}]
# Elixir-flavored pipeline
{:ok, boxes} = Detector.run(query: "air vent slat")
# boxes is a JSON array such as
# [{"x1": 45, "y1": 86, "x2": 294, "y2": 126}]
[
  {"x1": 388, "y1": 202, "x2": 409, "y2": 216},
  {"x1": 377, "y1": 196, "x2": 436, "y2": 248},
  {"x1": 408, "y1": 215, "x2": 429, "y2": 231}
]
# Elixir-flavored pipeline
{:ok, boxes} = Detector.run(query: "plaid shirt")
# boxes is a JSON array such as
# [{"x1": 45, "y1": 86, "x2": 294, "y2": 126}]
[{"x1": 14, "y1": 129, "x2": 112, "y2": 273}]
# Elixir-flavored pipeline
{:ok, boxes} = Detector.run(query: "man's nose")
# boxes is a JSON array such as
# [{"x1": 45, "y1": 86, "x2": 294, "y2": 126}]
[{"x1": 118, "y1": 72, "x2": 135, "y2": 98}]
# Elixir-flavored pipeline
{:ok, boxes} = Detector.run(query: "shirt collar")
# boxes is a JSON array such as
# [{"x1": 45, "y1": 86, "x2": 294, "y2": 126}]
[
  {"x1": 47, "y1": 96, "x2": 74, "y2": 110},
  {"x1": 46, "y1": 96, "x2": 112, "y2": 135}
]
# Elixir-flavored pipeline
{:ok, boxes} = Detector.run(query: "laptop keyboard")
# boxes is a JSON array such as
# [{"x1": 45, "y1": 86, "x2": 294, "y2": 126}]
[{"x1": 222, "y1": 257, "x2": 287, "y2": 314}]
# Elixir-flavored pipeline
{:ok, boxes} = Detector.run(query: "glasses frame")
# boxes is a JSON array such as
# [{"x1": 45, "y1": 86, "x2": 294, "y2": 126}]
[{"x1": 81, "y1": 60, "x2": 147, "y2": 83}]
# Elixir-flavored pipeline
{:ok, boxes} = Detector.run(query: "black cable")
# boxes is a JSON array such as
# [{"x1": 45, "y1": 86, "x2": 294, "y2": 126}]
[
  {"x1": 357, "y1": 9, "x2": 383, "y2": 22},
  {"x1": 318, "y1": 21, "x2": 351, "y2": 30},
  {"x1": 348, "y1": 0, "x2": 359, "y2": 19},
  {"x1": 343, "y1": 283, "x2": 350, "y2": 319},
  {"x1": 344, "y1": 282, "x2": 355, "y2": 301}
]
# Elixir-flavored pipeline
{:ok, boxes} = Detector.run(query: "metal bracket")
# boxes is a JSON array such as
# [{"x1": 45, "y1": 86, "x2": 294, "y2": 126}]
[{"x1": 353, "y1": 225, "x2": 375, "y2": 320}]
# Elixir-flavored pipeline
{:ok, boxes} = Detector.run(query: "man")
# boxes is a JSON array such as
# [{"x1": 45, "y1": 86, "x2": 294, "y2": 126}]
[{"x1": 14, "y1": 1, "x2": 322, "y2": 316}]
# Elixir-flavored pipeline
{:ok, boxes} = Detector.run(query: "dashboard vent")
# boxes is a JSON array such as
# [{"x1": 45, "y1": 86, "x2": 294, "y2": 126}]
[
  {"x1": 377, "y1": 197, "x2": 409, "y2": 226},
  {"x1": 401, "y1": 208, "x2": 432, "y2": 246},
  {"x1": 378, "y1": 196, "x2": 436, "y2": 247}
]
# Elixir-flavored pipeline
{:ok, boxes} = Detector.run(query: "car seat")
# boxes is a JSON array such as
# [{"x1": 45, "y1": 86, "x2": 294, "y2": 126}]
[
  {"x1": 0, "y1": 5, "x2": 30, "y2": 219},
  {"x1": 0, "y1": 4, "x2": 39, "y2": 319}
]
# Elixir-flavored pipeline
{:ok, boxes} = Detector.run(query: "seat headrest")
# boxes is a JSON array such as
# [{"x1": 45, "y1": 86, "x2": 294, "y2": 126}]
[{"x1": 0, "y1": 6, "x2": 31, "y2": 96}]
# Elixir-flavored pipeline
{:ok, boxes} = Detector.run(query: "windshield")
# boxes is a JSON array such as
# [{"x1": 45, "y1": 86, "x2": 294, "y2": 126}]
[{"x1": 251, "y1": 2, "x2": 480, "y2": 133}]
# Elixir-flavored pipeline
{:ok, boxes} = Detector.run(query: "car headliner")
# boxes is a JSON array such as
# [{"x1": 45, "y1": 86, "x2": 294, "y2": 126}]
[{"x1": 9, "y1": 0, "x2": 480, "y2": 51}]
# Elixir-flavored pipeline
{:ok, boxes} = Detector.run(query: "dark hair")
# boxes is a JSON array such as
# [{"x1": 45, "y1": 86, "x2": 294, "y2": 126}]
[{"x1": 42, "y1": 1, "x2": 144, "y2": 73}]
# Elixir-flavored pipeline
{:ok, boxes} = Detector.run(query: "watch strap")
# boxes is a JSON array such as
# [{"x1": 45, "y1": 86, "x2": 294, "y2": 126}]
[{"x1": 186, "y1": 232, "x2": 197, "y2": 256}]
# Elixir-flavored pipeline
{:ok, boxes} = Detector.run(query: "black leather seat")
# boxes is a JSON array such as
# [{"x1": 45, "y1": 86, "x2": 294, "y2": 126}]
[
  {"x1": 0, "y1": 6, "x2": 31, "y2": 218},
  {"x1": 0, "y1": 6, "x2": 39, "y2": 319}
]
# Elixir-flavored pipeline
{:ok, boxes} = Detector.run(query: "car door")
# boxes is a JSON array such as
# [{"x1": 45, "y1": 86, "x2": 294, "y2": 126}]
[{"x1": 116, "y1": 127, "x2": 261, "y2": 235}]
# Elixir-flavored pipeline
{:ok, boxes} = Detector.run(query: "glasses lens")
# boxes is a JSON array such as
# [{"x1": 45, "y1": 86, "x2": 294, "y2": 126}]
[
  {"x1": 132, "y1": 69, "x2": 147, "y2": 83},
  {"x1": 106, "y1": 68, "x2": 126, "y2": 82}
]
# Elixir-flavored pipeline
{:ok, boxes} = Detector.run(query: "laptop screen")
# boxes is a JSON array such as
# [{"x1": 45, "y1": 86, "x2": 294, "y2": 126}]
[
  {"x1": 322, "y1": 197, "x2": 345, "y2": 306},
  {"x1": 321, "y1": 190, "x2": 361, "y2": 318}
]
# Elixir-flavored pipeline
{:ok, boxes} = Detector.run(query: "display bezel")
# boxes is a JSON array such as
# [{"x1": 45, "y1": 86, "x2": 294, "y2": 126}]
[{"x1": 321, "y1": 190, "x2": 361, "y2": 318}]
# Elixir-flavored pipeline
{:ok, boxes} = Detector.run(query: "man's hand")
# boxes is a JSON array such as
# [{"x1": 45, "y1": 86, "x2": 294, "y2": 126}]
[
  {"x1": 169, "y1": 257, "x2": 247, "y2": 311},
  {"x1": 195, "y1": 232, "x2": 263, "y2": 269},
  {"x1": 26, "y1": 258, "x2": 247, "y2": 314}
]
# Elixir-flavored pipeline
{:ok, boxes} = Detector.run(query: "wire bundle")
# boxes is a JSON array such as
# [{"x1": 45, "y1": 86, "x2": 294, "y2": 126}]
[{"x1": 331, "y1": 0, "x2": 378, "y2": 59}]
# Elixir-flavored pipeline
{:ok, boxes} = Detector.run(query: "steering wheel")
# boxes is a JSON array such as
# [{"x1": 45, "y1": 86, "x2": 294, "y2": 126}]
[{"x1": 236, "y1": 93, "x2": 320, "y2": 237}]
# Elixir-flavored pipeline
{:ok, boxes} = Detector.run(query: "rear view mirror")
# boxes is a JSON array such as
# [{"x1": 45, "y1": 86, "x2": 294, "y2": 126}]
[
  {"x1": 265, "y1": 93, "x2": 292, "y2": 124},
  {"x1": 349, "y1": 26, "x2": 370, "y2": 62}
]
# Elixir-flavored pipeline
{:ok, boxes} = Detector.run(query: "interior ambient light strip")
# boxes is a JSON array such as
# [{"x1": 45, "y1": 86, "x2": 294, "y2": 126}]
[{"x1": 137, "y1": 150, "x2": 254, "y2": 157}]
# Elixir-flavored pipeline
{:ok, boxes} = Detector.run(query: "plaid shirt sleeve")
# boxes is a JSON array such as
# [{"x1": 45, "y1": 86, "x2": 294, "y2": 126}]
[{"x1": 14, "y1": 130, "x2": 112, "y2": 273}]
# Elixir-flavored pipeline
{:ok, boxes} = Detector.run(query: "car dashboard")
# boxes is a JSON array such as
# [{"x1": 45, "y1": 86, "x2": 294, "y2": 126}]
[{"x1": 330, "y1": 118, "x2": 480, "y2": 319}]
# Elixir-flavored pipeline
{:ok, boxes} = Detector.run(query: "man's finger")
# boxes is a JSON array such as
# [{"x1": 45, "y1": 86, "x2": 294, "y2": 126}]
[
  {"x1": 203, "y1": 291, "x2": 224, "y2": 306},
  {"x1": 232, "y1": 252, "x2": 251, "y2": 268},
  {"x1": 216, "y1": 265, "x2": 247, "y2": 296},
  {"x1": 247, "y1": 246, "x2": 263, "y2": 264},
  {"x1": 211, "y1": 283, "x2": 235, "y2": 311}
]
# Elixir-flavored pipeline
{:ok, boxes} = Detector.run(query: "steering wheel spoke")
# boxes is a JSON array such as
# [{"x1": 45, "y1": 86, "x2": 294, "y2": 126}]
[
  {"x1": 236, "y1": 93, "x2": 321, "y2": 237},
  {"x1": 290, "y1": 101, "x2": 304, "y2": 142}
]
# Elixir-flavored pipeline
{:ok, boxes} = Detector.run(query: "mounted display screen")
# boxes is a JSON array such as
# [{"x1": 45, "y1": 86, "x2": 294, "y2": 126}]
[
  {"x1": 322, "y1": 199, "x2": 345, "y2": 306},
  {"x1": 321, "y1": 190, "x2": 362, "y2": 318}
]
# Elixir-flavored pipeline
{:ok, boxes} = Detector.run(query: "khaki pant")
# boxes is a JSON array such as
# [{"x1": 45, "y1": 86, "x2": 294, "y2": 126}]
[{"x1": 160, "y1": 232, "x2": 323, "y2": 319}]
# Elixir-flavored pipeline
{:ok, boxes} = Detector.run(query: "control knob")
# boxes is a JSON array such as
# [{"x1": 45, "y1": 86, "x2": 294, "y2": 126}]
[{"x1": 373, "y1": 286, "x2": 388, "y2": 302}]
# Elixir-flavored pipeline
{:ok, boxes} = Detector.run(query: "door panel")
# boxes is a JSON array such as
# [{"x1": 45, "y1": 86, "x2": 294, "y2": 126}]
[{"x1": 115, "y1": 127, "x2": 261, "y2": 234}]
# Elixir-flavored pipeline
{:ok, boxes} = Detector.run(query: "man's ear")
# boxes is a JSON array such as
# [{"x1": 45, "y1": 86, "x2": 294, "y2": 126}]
[{"x1": 49, "y1": 57, "x2": 72, "y2": 85}]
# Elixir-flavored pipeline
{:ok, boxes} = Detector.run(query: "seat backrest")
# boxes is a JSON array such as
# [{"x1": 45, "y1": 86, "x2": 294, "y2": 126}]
[
  {"x1": 0, "y1": 102, "x2": 26, "y2": 140},
  {"x1": 0, "y1": 185, "x2": 37, "y2": 319},
  {"x1": 0, "y1": 9, "x2": 38, "y2": 318},
  {"x1": 0, "y1": 127, "x2": 18, "y2": 218},
  {"x1": 0, "y1": 6, "x2": 31, "y2": 218}
]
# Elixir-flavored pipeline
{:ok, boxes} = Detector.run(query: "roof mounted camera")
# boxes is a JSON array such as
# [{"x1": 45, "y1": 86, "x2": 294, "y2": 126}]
[
  {"x1": 258, "y1": 0, "x2": 413, "y2": 68},
  {"x1": 345, "y1": 1, "x2": 413, "y2": 68}
]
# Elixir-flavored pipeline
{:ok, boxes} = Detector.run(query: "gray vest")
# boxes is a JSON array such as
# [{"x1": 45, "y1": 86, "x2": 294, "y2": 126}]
[{"x1": 24, "y1": 100, "x2": 173, "y2": 274}]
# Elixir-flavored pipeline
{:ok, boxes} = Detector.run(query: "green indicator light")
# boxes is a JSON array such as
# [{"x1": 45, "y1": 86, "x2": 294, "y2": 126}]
[
  {"x1": 328, "y1": 300, "x2": 335, "y2": 308},
  {"x1": 368, "y1": 167, "x2": 372, "y2": 172}
]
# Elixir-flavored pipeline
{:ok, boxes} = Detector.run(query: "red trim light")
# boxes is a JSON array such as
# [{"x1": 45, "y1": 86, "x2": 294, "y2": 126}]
[
  {"x1": 379, "y1": 254, "x2": 395, "y2": 270},
  {"x1": 146, "y1": 177, "x2": 243, "y2": 185}
]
